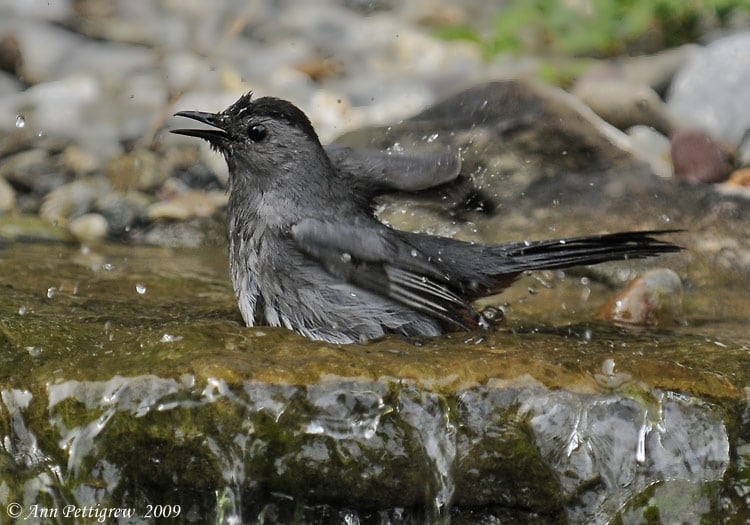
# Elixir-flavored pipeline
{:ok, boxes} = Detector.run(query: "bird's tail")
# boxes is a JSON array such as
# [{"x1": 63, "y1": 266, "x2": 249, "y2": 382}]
[{"x1": 491, "y1": 229, "x2": 684, "y2": 273}]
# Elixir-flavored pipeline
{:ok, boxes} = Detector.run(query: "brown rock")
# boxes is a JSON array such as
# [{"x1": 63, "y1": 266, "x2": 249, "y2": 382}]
[
  {"x1": 105, "y1": 149, "x2": 166, "y2": 192},
  {"x1": 671, "y1": 129, "x2": 734, "y2": 183},
  {"x1": 601, "y1": 268, "x2": 684, "y2": 327}
]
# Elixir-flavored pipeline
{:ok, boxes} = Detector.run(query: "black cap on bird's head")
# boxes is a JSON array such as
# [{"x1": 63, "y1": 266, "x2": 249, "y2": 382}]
[{"x1": 171, "y1": 92, "x2": 322, "y2": 154}]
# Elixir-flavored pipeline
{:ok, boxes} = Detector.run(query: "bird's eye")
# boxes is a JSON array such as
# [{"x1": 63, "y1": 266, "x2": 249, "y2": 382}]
[{"x1": 247, "y1": 124, "x2": 267, "y2": 142}]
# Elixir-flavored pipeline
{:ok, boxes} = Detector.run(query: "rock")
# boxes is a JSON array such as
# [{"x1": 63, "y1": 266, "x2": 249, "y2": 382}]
[
  {"x1": 0, "y1": 148, "x2": 53, "y2": 191},
  {"x1": 147, "y1": 190, "x2": 227, "y2": 221},
  {"x1": 627, "y1": 125, "x2": 672, "y2": 177},
  {"x1": 668, "y1": 32, "x2": 750, "y2": 148},
  {"x1": 61, "y1": 144, "x2": 101, "y2": 175},
  {"x1": 0, "y1": 175, "x2": 16, "y2": 212},
  {"x1": 601, "y1": 268, "x2": 684, "y2": 327},
  {"x1": 0, "y1": 34, "x2": 23, "y2": 80},
  {"x1": 577, "y1": 45, "x2": 698, "y2": 94},
  {"x1": 95, "y1": 191, "x2": 150, "y2": 236},
  {"x1": 726, "y1": 167, "x2": 750, "y2": 187},
  {"x1": 68, "y1": 212, "x2": 108, "y2": 243},
  {"x1": 573, "y1": 79, "x2": 677, "y2": 135},
  {"x1": 39, "y1": 178, "x2": 111, "y2": 224},
  {"x1": 0, "y1": 19, "x2": 84, "y2": 83},
  {"x1": 130, "y1": 215, "x2": 226, "y2": 247},
  {"x1": 105, "y1": 149, "x2": 167, "y2": 192},
  {"x1": 336, "y1": 79, "x2": 679, "y2": 241},
  {"x1": 671, "y1": 129, "x2": 734, "y2": 183},
  {"x1": 0, "y1": 214, "x2": 72, "y2": 242},
  {"x1": 740, "y1": 129, "x2": 750, "y2": 167},
  {"x1": 0, "y1": 238, "x2": 743, "y2": 523},
  {"x1": 1, "y1": 0, "x2": 73, "y2": 22}
]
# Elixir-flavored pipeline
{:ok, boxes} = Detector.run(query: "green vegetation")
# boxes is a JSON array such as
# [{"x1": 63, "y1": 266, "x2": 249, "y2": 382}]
[{"x1": 434, "y1": 0, "x2": 750, "y2": 58}]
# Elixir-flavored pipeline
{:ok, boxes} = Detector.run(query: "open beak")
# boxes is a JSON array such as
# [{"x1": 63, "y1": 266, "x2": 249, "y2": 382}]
[{"x1": 171, "y1": 111, "x2": 229, "y2": 142}]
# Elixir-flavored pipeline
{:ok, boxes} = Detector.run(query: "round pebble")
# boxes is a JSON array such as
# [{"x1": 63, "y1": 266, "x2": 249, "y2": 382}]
[
  {"x1": 0, "y1": 176, "x2": 16, "y2": 212},
  {"x1": 68, "y1": 212, "x2": 109, "y2": 243},
  {"x1": 147, "y1": 190, "x2": 227, "y2": 221},
  {"x1": 671, "y1": 129, "x2": 734, "y2": 183},
  {"x1": 39, "y1": 179, "x2": 111, "y2": 224},
  {"x1": 601, "y1": 268, "x2": 684, "y2": 327}
]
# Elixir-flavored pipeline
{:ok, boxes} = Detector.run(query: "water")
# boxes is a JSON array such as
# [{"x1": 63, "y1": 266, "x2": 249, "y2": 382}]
[{"x1": 0, "y1": 242, "x2": 747, "y2": 522}]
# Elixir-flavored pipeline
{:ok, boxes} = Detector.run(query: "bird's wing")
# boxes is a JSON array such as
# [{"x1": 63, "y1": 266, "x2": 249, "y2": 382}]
[
  {"x1": 290, "y1": 218, "x2": 486, "y2": 329},
  {"x1": 325, "y1": 145, "x2": 461, "y2": 193}
]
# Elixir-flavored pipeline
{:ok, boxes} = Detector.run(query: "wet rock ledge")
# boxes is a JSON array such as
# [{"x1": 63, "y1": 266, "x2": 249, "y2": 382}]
[{"x1": 0, "y1": 241, "x2": 748, "y2": 524}]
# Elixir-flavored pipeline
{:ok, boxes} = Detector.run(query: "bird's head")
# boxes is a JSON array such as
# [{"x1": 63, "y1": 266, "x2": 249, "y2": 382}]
[{"x1": 172, "y1": 93, "x2": 327, "y2": 182}]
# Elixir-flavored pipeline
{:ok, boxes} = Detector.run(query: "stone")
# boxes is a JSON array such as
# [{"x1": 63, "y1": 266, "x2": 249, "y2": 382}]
[
  {"x1": 627, "y1": 125, "x2": 672, "y2": 177},
  {"x1": 671, "y1": 129, "x2": 734, "y2": 183},
  {"x1": 0, "y1": 241, "x2": 743, "y2": 523},
  {"x1": 147, "y1": 190, "x2": 227, "y2": 221},
  {"x1": 68, "y1": 212, "x2": 108, "y2": 243},
  {"x1": 727, "y1": 167, "x2": 750, "y2": 187},
  {"x1": 668, "y1": 32, "x2": 750, "y2": 147},
  {"x1": 95, "y1": 191, "x2": 150, "y2": 236},
  {"x1": 0, "y1": 175, "x2": 16, "y2": 212},
  {"x1": 573, "y1": 79, "x2": 677, "y2": 135},
  {"x1": 336, "y1": 79, "x2": 681, "y2": 241},
  {"x1": 39, "y1": 178, "x2": 110, "y2": 224},
  {"x1": 601, "y1": 268, "x2": 684, "y2": 327},
  {"x1": 105, "y1": 149, "x2": 167, "y2": 192},
  {"x1": 577, "y1": 45, "x2": 698, "y2": 94}
]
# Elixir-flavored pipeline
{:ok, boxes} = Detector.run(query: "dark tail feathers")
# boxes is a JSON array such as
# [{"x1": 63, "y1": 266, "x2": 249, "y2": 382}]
[{"x1": 494, "y1": 229, "x2": 683, "y2": 273}]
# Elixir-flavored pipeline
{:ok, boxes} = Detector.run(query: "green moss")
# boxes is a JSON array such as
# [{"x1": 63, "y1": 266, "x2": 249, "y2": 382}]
[{"x1": 433, "y1": 0, "x2": 750, "y2": 60}]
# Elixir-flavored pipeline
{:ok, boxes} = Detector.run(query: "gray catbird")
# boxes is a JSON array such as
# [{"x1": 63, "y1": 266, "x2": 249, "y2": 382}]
[{"x1": 172, "y1": 93, "x2": 681, "y2": 343}]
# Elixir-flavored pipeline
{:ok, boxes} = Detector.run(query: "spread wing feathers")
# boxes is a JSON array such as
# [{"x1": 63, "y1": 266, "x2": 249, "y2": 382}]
[
  {"x1": 325, "y1": 145, "x2": 461, "y2": 194},
  {"x1": 290, "y1": 219, "x2": 486, "y2": 329}
]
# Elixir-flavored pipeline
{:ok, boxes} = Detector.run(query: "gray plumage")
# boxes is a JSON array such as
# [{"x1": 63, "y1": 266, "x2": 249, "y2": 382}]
[{"x1": 172, "y1": 93, "x2": 681, "y2": 344}]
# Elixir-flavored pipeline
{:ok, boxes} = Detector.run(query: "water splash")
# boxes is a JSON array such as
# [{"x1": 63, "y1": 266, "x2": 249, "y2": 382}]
[
  {"x1": 527, "y1": 387, "x2": 729, "y2": 523},
  {"x1": 399, "y1": 390, "x2": 456, "y2": 524},
  {"x1": 304, "y1": 383, "x2": 390, "y2": 440}
]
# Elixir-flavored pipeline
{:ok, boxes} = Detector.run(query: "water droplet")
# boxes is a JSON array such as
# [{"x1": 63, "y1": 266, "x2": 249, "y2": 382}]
[
  {"x1": 160, "y1": 333, "x2": 183, "y2": 343},
  {"x1": 47, "y1": 286, "x2": 57, "y2": 299},
  {"x1": 410, "y1": 249, "x2": 418, "y2": 257},
  {"x1": 18, "y1": 305, "x2": 27, "y2": 315},
  {"x1": 135, "y1": 283, "x2": 147, "y2": 294},
  {"x1": 26, "y1": 346, "x2": 42, "y2": 357},
  {"x1": 15, "y1": 115, "x2": 26, "y2": 128},
  {"x1": 340, "y1": 252, "x2": 352, "y2": 263}
]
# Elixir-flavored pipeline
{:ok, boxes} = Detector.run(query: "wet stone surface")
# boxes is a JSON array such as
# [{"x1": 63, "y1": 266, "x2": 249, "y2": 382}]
[{"x1": 0, "y1": 242, "x2": 748, "y2": 523}]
